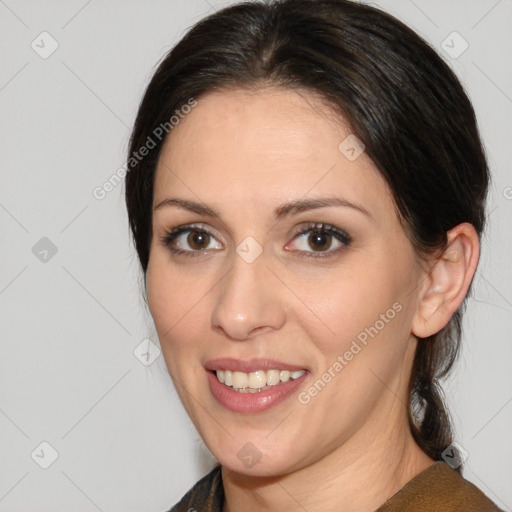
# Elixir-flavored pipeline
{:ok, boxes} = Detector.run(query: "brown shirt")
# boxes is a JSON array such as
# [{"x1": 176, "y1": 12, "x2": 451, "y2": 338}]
[{"x1": 167, "y1": 461, "x2": 504, "y2": 511}]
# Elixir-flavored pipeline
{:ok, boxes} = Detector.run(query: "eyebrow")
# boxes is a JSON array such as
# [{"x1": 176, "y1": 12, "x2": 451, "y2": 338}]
[{"x1": 153, "y1": 196, "x2": 372, "y2": 220}]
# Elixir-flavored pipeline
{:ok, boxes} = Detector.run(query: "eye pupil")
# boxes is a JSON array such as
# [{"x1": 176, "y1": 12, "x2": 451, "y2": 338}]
[
  {"x1": 188, "y1": 231, "x2": 209, "y2": 250},
  {"x1": 309, "y1": 231, "x2": 331, "y2": 251}
]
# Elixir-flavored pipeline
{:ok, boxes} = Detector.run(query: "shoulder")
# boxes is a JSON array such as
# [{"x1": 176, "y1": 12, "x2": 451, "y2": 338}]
[
  {"x1": 165, "y1": 461, "x2": 504, "y2": 512},
  {"x1": 165, "y1": 464, "x2": 223, "y2": 512},
  {"x1": 376, "y1": 461, "x2": 504, "y2": 512}
]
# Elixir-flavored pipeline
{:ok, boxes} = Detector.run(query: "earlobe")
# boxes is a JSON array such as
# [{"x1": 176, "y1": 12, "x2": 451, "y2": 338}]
[{"x1": 412, "y1": 222, "x2": 480, "y2": 339}]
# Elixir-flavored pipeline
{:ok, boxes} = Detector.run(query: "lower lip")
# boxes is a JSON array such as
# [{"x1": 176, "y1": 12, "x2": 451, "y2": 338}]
[{"x1": 207, "y1": 370, "x2": 309, "y2": 413}]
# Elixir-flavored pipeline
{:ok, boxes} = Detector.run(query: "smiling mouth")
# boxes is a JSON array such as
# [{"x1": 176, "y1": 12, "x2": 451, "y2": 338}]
[{"x1": 212, "y1": 369, "x2": 306, "y2": 393}]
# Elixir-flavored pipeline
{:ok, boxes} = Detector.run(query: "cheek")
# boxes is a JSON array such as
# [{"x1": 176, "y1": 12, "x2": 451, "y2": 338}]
[
  {"x1": 147, "y1": 247, "x2": 193, "y2": 324},
  {"x1": 297, "y1": 254, "x2": 416, "y2": 398},
  {"x1": 299, "y1": 268, "x2": 402, "y2": 349},
  {"x1": 146, "y1": 255, "x2": 191, "y2": 349},
  {"x1": 146, "y1": 257, "x2": 173, "y2": 333},
  {"x1": 295, "y1": 275, "x2": 411, "y2": 425},
  {"x1": 146, "y1": 254, "x2": 211, "y2": 365}
]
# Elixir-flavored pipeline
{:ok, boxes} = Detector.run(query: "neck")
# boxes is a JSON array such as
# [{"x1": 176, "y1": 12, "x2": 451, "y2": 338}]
[{"x1": 221, "y1": 414, "x2": 434, "y2": 512}]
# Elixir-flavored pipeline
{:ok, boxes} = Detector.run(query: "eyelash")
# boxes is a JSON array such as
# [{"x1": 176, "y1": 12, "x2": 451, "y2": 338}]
[{"x1": 159, "y1": 222, "x2": 352, "y2": 259}]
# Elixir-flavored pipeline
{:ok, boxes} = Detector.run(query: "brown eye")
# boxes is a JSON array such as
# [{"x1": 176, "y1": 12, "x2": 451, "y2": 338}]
[
  {"x1": 307, "y1": 230, "x2": 332, "y2": 252},
  {"x1": 186, "y1": 230, "x2": 210, "y2": 250},
  {"x1": 287, "y1": 222, "x2": 351, "y2": 258},
  {"x1": 160, "y1": 224, "x2": 223, "y2": 257}
]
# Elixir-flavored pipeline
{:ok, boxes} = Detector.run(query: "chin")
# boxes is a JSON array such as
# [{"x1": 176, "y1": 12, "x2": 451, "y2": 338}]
[
  {"x1": 219, "y1": 453, "x2": 298, "y2": 478},
  {"x1": 203, "y1": 432, "x2": 304, "y2": 477}
]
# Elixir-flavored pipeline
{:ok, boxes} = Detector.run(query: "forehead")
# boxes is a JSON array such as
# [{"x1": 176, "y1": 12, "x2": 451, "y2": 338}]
[
  {"x1": 153, "y1": 86, "x2": 393, "y2": 220},
  {"x1": 161, "y1": 86, "x2": 347, "y2": 162}
]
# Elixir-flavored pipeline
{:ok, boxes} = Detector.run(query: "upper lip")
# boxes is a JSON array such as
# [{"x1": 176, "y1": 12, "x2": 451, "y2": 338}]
[{"x1": 204, "y1": 358, "x2": 308, "y2": 373}]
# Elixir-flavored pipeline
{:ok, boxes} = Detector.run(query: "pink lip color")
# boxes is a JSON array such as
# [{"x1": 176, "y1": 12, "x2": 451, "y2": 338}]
[
  {"x1": 206, "y1": 368, "x2": 309, "y2": 414},
  {"x1": 204, "y1": 357, "x2": 308, "y2": 373}
]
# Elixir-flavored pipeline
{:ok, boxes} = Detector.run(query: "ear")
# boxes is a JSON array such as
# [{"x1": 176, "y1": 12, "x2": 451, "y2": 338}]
[{"x1": 412, "y1": 222, "x2": 480, "y2": 338}]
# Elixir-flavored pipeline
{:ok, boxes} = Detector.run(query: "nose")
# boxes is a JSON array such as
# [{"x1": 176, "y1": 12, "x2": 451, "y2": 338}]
[{"x1": 210, "y1": 251, "x2": 286, "y2": 341}]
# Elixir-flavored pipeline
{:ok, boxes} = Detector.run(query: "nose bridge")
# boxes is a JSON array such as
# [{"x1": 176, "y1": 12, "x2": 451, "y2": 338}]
[{"x1": 210, "y1": 245, "x2": 286, "y2": 340}]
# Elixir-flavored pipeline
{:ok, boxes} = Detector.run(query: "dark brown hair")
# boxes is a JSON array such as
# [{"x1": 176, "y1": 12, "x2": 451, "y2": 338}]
[{"x1": 124, "y1": 0, "x2": 489, "y2": 473}]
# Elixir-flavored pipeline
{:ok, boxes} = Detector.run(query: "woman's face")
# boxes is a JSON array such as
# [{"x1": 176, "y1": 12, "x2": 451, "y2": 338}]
[{"x1": 147, "y1": 86, "x2": 426, "y2": 475}]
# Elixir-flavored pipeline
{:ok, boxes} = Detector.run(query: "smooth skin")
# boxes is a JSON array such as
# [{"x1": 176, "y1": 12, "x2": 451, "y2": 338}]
[{"x1": 146, "y1": 86, "x2": 480, "y2": 512}]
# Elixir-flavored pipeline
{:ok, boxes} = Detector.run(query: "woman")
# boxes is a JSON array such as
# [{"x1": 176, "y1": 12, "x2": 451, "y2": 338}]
[{"x1": 124, "y1": 0, "x2": 504, "y2": 510}]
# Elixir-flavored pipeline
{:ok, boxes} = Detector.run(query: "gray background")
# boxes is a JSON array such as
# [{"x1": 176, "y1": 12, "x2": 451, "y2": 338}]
[{"x1": 0, "y1": 0, "x2": 511, "y2": 510}]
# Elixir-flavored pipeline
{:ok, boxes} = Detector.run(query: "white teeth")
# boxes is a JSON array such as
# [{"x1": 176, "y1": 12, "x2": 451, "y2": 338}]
[
  {"x1": 248, "y1": 370, "x2": 267, "y2": 389},
  {"x1": 232, "y1": 371, "x2": 248, "y2": 389},
  {"x1": 290, "y1": 370, "x2": 306, "y2": 379},
  {"x1": 214, "y1": 368, "x2": 306, "y2": 391},
  {"x1": 266, "y1": 369, "x2": 280, "y2": 386}
]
